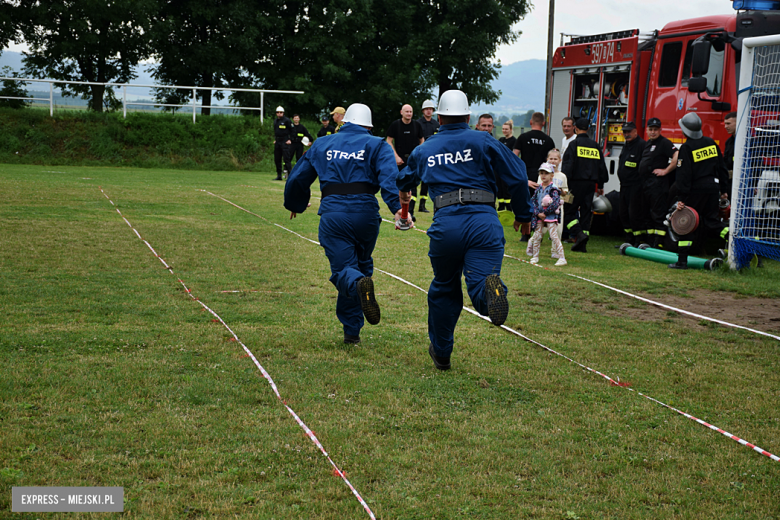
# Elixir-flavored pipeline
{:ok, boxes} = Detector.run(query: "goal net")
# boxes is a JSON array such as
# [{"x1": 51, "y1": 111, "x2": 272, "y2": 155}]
[{"x1": 729, "y1": 35, "x2": 780, "y2": 269}]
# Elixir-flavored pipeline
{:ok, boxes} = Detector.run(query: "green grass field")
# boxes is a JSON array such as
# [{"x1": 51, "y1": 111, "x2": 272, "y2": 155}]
[{"x1": 1, "y1": 164, "x2": 778, "y2": 519}]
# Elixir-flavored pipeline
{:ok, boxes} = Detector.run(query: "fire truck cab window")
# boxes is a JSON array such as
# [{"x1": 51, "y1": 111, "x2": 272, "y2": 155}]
[
  {"x1": 659, "y1": 41, "x2": 683, "y2": 87},
  {"x1": 682, "y1": 39, "x2": 725, "y2": 96}
]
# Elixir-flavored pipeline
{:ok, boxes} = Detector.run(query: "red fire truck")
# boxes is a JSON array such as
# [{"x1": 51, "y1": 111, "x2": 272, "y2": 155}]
[{"x1": 546, "y1": 3, "x2": 780, "y2": 194}]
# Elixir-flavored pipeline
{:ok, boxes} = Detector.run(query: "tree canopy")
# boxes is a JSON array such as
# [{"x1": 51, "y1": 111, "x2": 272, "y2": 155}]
[
  {"x1": 17, "y1": 0, "x2": 154, "y2": 111},
  {"x1": 8, "y1": 0, "x2": 531, "y2": 123}
]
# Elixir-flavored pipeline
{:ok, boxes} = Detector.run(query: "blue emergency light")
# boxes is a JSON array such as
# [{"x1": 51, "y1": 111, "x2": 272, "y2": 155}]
[{"x1": 732, "y1": 0, "x2": 780, "y2": 10}]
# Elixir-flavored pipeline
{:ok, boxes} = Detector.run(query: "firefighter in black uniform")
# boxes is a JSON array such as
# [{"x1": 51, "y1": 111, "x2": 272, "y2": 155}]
[
  {"x1": 291, "y1": 114, "x2": 314, "y2": 164},
  {"x1": 668, "y1": 113, "x2": 730, "y2": 269},
  {"x1": 416, "y1": 100, "x2": 439, "y2": 212},
  {"x1": 637, "y1": 117, "x2": 678, "y2": 247},
  {"x1": 317, "y1": 115, "x2": 336, "y2": 138},
  {"x1": 722, "y1": 111, "x2": 736, "y2": 196},
  {"x1": 561, "y1": 118, "x2": 609, "y2": 252},
  {"x1": 273, "y1": 106, "x2": 293, "y2": 180},
  {"x1": 617, "y1": 122, "x2": 646, "y2": 246}
]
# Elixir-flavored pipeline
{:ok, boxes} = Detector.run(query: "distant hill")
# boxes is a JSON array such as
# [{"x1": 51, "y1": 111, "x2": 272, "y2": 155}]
[
  {"x1": 471, "y1": 59, "x2": 547, "y2": 116},
  {"x1": 1, "y1": 51, "x2": 546, "y2": 116},
  {"x1": 1, "y1": 51, "x2": 164, "y2": 100}
]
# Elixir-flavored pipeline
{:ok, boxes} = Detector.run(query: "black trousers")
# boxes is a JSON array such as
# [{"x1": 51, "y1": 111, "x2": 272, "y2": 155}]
[
  {"x1": 420, "y1": 182, "x2": 429, "y2": 202},
  {"x1": 619, "y1": 183, "x2": 643, "y2": 240},
  {"x1": 676, "y1": 190, "x2": 727, "y2": 258},
  {"x1": 292, "y1": 142, "x2": 306, "y2": 163},
  {"x1": 639, "y1": 177, "x2": 670, "y2": 235},
  {"x1": 274, "y1": 141, "x2": 292, "y2": 175},
  {"x1": 566, "y1": 180, "x2": 596, "y2": 236}
]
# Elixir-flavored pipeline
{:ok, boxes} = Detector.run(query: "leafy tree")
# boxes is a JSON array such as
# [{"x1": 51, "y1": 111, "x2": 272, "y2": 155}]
[
  {"x1": 413, "y1": 0, "x2": 530, "y2": 105},
  {"x1": 148, "y1": 0, "x2": 276, "y2": 116},
  {"x1": 0, "y1": 2, "x2": 20, "y2": 56},
  {"x1": 239, "y1": 0, "x2": 433, "y2": 134},
  {"x1": 0, "y1": 66, "x2": 31, "y2": 109},
  {"x1": 17, "y1": 0, "x2": 154, "y2": 111}
]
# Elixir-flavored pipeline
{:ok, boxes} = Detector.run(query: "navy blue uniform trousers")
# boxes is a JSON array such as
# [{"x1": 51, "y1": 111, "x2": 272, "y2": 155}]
[
  {"x1": 427, "y1": 209, "x2": 507, "y2": 357},
  {"x1": 319, "y1": 211, "x2": 381, "y2": 337}
]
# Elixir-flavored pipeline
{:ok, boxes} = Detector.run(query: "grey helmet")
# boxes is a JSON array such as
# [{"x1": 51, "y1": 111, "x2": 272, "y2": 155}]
[
  {"x1": 592, "y1": 193, "x2": 613, "y2": 213},
  {"x1": 678, "y1": 112, "x2": 703, "y2": 139}
]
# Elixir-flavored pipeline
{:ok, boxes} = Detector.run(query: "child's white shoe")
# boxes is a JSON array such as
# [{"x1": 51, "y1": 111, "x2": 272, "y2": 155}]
[
  {"x1": 530, "y1": 258, "x2": 539, "y2": 265},
  {"x1": 554, "y1": 258, "x2": 567, "y2": 266}
]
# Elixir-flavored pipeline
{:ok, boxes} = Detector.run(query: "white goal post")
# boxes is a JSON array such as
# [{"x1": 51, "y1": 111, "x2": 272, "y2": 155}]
[{"x1": 729, "y1": 34, "x2": 780, "y2": 269}]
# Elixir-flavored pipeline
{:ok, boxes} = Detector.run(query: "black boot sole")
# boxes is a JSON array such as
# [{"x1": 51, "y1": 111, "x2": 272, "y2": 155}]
[
  {"x1": 358, "y1": 277, "x2": 381, "y2": 325},
  {"x1": 485, "y1": 274, "x2": 508, "y2": 326}
]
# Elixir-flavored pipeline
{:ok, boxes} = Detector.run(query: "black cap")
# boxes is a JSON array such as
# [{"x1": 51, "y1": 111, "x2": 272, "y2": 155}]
[
  {"x1": 575, "y1": 118, "x2": 590, "y2": 130},
  {"x1": 321, "y1": 115, "x2": 329, "y2": 121},
  {"x1": 647, "y1": 117, "x2": 662, "y2": 128},
  {"x1": 622, "y1": 121, "x2": 637, "y2": 131}
]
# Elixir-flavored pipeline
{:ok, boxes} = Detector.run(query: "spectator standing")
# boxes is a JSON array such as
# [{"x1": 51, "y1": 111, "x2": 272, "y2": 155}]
[
  {"x1": 722, "y1": 111, "x2": 736, "y2": 172},
  {"x1": 291, "y1": 114, "x2": 314, "y2": 163},
  {"x1": 396, "y1": 90, "x2": 532, "y2": 371},
  {"x1": 417, "y1": 100, "x2": 440, "y2": 213},
  {"x1": 317, "y1": 115, "x2": 336, "y2": 139},
  {"x1": 637, "y1": 117, "x2": 678, "y2": 248},
  {"x1": 284, "y1": 104, "x2": 405, "y2": 343},
  {"x1": 722, "y1": 111, "x2": 736, "y2": 197},
  {"x1": 616, "y1": 122, "x2": 646, "y2": 246},
  {"x1": 546, "y1": 148, "x2": 569, "y2": 251},
  {"x1": 331, "y1": 107, "x2": 346, "y2": 132},
  {"x1": 499, "y1": 121, "x2": 516, "y2": 150},
  {"x1": 387, "y1": 104, "x2": 425, "y2": 218},
  {"x1": 497, "y1": 121, "x2": 517, "y2": 211},
  {"x1": 560, "y1": 118, "x2": 609, "y2": 253},
  {"x1": 528, "y1": 163, "x2": 567, "y2": 266},
  {"x1": 273, "y1": 106, "x2": 293, "y2": 181},
  {"x1": 476, "y1": 113, "x2": 495, "y2": 134},
  {"x1": 560, "y1": 117, "x2": 576, "y2": 157},
  {"x1": 513, "y1": 112, "x2": 556, "y2": 241}
]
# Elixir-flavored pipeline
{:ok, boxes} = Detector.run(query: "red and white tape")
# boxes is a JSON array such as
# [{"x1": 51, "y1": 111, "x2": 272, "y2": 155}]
[
  {"x1": 100, "y1": 188, "x2": 377, "y2": 518},
  {"x1": 211, "y1": 191, "x2": 778, "y2": 463}
]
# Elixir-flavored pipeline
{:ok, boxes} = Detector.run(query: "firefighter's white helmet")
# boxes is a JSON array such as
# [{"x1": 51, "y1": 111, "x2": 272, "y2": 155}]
[
  {"x1": 343, "y1": 103, "x2": 373, "y2": 127},
  {"x1": 275, "y1": 106, "x2": 284, "y2": 113},
  {"x1": 302, "y1": 136, "x2": 310, "y2": 146},
  {"x1": 422, "y1": 100, "x2": 436, "y2": 110},
  {"x1": 437, "y1": 90, "x2": 470, "y2": 116}
]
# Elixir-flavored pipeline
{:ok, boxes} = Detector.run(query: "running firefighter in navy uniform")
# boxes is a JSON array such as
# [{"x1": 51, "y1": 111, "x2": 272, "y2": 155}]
[
  {"x1": 668, "y1": 113, "x2": 730, "y2": 269},
  {"x1": 284, "y1": 103, "x2": 407, "y2": 344},
  {"x1": 396, "y1": 90, "x2": 533, "y2": 371}
]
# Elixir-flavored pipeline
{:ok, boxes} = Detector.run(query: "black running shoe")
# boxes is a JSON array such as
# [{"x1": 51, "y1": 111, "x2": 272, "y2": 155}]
[
  {"x1": 357, "y1": 276, "x2": 381, "y2": 325},
  {"x1": 667, "y1": 261, "x2": 688, "y2": 270},
  {"x1": 344, "y1": 333, "x2": 361, "y2": 344},
  {"x1": 485, "y1": 274, "x2": 508, "y2": 326},
  {"x1": 428, "y1": 344, "x2": 451, "y2": 371}
]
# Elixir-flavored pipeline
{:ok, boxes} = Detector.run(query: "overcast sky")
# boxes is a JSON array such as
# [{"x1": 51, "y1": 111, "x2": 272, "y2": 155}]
[
  {"x1": 3, "y1": 1, "x2": 741, "y2": 64},
  {"x1": 495, "y1": 0, "x2": 738, "y2": 64}
]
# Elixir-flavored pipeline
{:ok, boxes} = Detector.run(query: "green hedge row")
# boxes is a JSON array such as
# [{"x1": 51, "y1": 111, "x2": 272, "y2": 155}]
[{"x1": 0, "y1": 108, "x2": 282, "y2": 171}]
